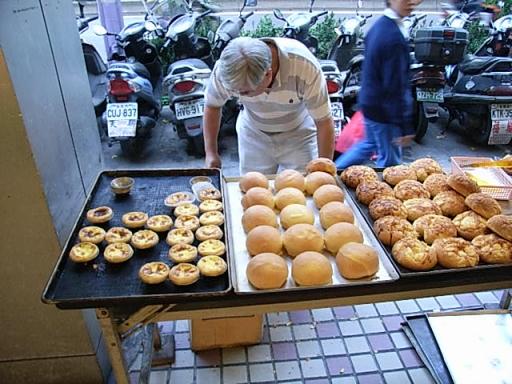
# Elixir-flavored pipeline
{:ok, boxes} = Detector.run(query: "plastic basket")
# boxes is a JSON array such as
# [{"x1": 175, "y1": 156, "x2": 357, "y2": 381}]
[{"x1": 451, "y1": 156, "x2": 512, "y2": 200}]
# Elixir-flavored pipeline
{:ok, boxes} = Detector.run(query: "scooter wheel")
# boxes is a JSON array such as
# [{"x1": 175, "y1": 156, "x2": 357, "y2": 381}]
[
  {"x1": 464, "y1": 111, "x2": 491, "y2": 145},
  {"x1": 120, "y1": 138, "x2": 146, "y2": 158},
  {"x1": 190, "y1": 136, "x2": 205, "y2": 158},
  {"x1": 414, "y1": 101, "x2": 428, "y2": 144}
]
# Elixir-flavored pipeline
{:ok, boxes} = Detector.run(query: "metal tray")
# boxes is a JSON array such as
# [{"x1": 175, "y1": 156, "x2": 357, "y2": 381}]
[
  {"x1": 42, "y1": 169, "x2": 231, "y2": 309},
  {"x1": 342, "y1": 170, "x2": 512, "y2": 278},
  {"x1": 223, "y1": 176, "x2": 399, "y2": 294}
]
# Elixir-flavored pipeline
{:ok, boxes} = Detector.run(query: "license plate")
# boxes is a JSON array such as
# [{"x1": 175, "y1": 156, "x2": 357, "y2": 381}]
[
  {"x1": 332, "y1": 102, "x2": 344, "y2": 139},
  {"x1": 416, "y1": 88, "x2": 444, "y2": 103},
  {"x1": 106, "y1": 103, "x2": 138, "y2": 137},
  {"x1": 175, "y1": 99, "x2": 205, "y2": 120},
  {"x1": 489, "y1": 104, "x2": 512, "y2": 144}
]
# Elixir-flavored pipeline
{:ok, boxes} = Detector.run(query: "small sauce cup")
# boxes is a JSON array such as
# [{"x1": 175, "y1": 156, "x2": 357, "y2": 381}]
[{"x1": 110, "y1": 177, "x2": 134, "y2": 195}]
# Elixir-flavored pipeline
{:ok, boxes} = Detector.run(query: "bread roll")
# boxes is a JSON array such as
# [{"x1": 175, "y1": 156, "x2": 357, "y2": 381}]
[
  {"x1": 313, "y1": 184, "x2": 345, "y2": 208},
  {"x1": 239, "y1": 171, "x2": 269, "y2": 192},
  {"x1": 447, "y1": 173, "x2": 481, "y2": 197},
  {"x1": 423, "y1": 173, "x2": 451, "y2": 197},
  {"x1": 464, "y1": 192, "x2": 501, "y2": 219},
  {"x1": 283, "y1": 223, "x2": 324, "y2": 257},
  {"x1": 246, "y1": 225, "x2": 283, "y2": 256},
  {"x1": 292, "y1": 251, "x2": 332, "y2": 286},
  {"x1": 280, "y1": 204, "x2": 315, "y2": 229},
  {"x1": 324, "y1": 222, "x2": 363, "y2": 255},
  {"x1": 274, "y1": 169, "x2": 306, "y2": 192},
  {"x1": 306, "y1": 157, "x2": 337, "y2": 176},
  {"x1": 319, "y1": 201, "x2": 355, "y2": 229},
  {"x1": 487, "y1": 214, "x2": 512, "y2": 242},
  {"x1": 336, "y1": 242, "x2": 379, "y2": 279},
  {"x1": 242, "y1": 205, "x2": 278, "y2": 233},
  {"x1": 305, "y1": 171, "x2": 336, "y2": 195},
  {"x1": 356, "y1": 180, "x2": 394, "y2": 205},
  {"x1": 394, "y1": 180, "x2": 430, "y2": 201},
  {"x1": 383, "y1": 165, "x2": 417, "y2": 186},
  {"x1": 432, "y1": 190, "x2": 468, "y2": 217},
  {"x1": 246, "y1": 253, "x2": 288, "y2": 289},
  {"x1": 274, "y1": 187, "x2": 307, "y2": 210},
  {"x1": 409, "y1": 158, "x2": 443, "y2": 182},
  {"x1": 430, "y1": 237, "x2": 479, "y2": 268},
  {"x1": 241, "y1": 187, "x2": 275, "y2": 210}
]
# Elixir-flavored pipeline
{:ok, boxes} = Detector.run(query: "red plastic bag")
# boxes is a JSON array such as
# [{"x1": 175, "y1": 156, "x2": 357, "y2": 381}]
[{"x1": 335, "y1": 111, "x2": 365, "y2": 153}]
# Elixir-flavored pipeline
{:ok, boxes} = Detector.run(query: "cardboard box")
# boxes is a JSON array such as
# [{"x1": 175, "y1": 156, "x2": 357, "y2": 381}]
[{"x1": 190, "y1": 314, "x2": 263, "y2": 351}]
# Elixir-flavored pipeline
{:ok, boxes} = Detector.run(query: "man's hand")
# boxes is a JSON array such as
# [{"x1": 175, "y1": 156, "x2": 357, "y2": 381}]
[
  {"x1": 205, "y1": 152, "x2": 222, "y2": 169},
  {"x1": 393, "y1": 134, "x2": 415, "y2": 147}
]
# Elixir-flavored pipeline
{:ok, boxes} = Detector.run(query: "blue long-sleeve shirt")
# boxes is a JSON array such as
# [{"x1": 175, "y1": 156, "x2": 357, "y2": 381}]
[{"x1": 359, "y1": 14, "x2": 414, "y2": 136}]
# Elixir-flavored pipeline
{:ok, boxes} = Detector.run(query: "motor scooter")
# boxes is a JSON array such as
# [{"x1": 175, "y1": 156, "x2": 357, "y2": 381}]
[{"x1": 474, "y1": 14, "x2": 512, "y2": 56}]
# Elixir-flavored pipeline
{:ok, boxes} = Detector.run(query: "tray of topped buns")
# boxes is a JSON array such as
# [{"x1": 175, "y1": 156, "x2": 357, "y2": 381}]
[
  {"x1": 339, "y1": 158, "x2": 512, "y2": 278},
  {"x1": 223, "y1": 158, "x2": 400, "y2": 294},
  {"x1": 42, "y1": 169, "x2": 231, "y2": 309}
]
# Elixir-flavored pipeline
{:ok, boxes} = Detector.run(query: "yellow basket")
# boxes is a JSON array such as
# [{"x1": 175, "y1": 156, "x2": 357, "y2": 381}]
[{"x1": 451, "y1": 156, "x2": 512, "y2": 200}]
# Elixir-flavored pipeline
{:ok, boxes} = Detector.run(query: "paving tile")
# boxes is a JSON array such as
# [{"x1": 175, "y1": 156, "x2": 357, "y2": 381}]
[
  {"x1": 360, "y1": 318, "x2": 386, "y2": 334},
  {"x1": 321, "y1": 338, "x2": 347, "y2": 356},
  {"x1": 261, "y1": 325, "x2": 270, "y2": 343},
  {"x1": 383, "y1": 370, "x2": 412, "y2": 384},
  {"x1": 338, "y1": 319, "x2": 363, "y2": 336},
  {"x1": 249, "y1": 363, "x2": 276, "y2": 382},
  {"x1": 175, "y1": 320, "x2": 189, "y2": 332},
  {"x1": 196, "y1": 367, "x2": 220, "y2": 384},
  {"x1": 169, "y1": 368, "x2": 194, "y2": 384},
  {"x1": 456, "y1": 293, "x2": 481, "y2": 307},
  {"x1": 316, "y1": 321, "x2": 340, "y2": 338},
  {"x1": 354, "y1": 304, "x2": 378, "y2": 318},
  {"x1": 436, "y1": 294, "x2": 462, "y2": 309},
  {"x1": 475, "y1": 291, "x2": 499, "y2": 304},
  {"x1": 415, "y1": 297, "x2": 440, "y2": 312},
  {"x1": 289, "y1": 310, "x2": 312, "y2": 324},
  {"x1": 174, "y1": 332, "x2": 190, "y2": 349},
  {"x1": 305, "y1": 378, "x2": 330, "y2": 384},
  {"x1": 331, "y1": 377, "x2": 357, "y2": 384},
  {"x1": 300, "y1": 358, "x2": 327, "y2": 378},
  {"x1": 173, "y1": 349, "x2": 195, "y2": 368},
  {"x1": 375, "y1": 351, "x2": 403, "y2": 371},
  {"x1": 269, "y1": 325, "x2": 293, "y2": 342},
  {"x1": 408, "y1": 368, "x2": 436, "y2": 384},
  {"x1": 293, "y1": 324, "x2": 317, "y2": 340},
  {"x1": 248, "y1": 344, "x2": 272, "y2": 362},
  {"x1": 272, "y1": 342, "x2": 298, "y2": 361},
  {"x1": 381, "y1": 315, "x2": 404, "y2": 332},
  {"x1": 159, "y1": 321, "x2": 174, "y2": 334},
  {"x1": 148, "y1": 369, "x2": 168, "y2": 384},
  {"x1": 275, "y1": 360, "x2": 301, "y2": 381},
  {"x1": 222, "y1": 347, "x2": 246, "y2": 365},
  {"x1": 267, "y1": 312, "x2": 290, "y2": 326},
  {"x1": 312, "y1": 308, "x2": 335, "y2": 322},
  {"x1": 357, "y1": 373, "x2": 384, "y2": 384},
  {"x1": 345, "y1": 336, "x2": 371, "y2": 354},
  {"x1": 222, "y1": 365, "x2": 248, "y2": 384},
  {"x1": 196, "y1": 348, "x2": 221, "y2": 367},
  {"x1": 390, "y1": 331, "x2": 412, "y2": 349},
  {"x1": 367, "y1": 334, "x2": 394, "y2": 352},
  {"x1": 333, "y1": 306, "x2": 356, "y2": 319},
  {"x1": 296, "y1": 340, "x2": 321, "y2": 358},
  {"x1": 326, "y1": 355, "x2": 353, "y2": 375},
  {"x1": 375, "y1": 302, "x2": 400, "y2": 316},
  {"x1": 399, "y1": 349, "x2": 423, "y2": 368},
  {"x1": 395, "y1": 299, "x2": 421, "y2": 314},
  {"x1": 350, "y1": 354, "x2": 378, "y2": 373}
]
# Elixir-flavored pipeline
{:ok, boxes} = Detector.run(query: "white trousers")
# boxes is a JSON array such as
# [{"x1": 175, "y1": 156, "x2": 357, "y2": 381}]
[{"x1": 236, "y1": 115, "x2": 318, "y2": 175}]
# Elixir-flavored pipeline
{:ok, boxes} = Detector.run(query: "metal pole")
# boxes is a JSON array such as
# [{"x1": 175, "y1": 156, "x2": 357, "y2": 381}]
[{"x1": 97, "y1": 0, "x2": 124, "y2": 60}]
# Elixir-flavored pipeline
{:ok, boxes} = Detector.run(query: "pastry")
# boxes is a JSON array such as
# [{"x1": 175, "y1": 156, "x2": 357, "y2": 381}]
[
  {"x1": 122, "y1": 211, "x2": 149, "y2": 229},
  {"x1": 131, "y1": 229, "x2": 159, "y2": 249},
  {"x1": 274, "y1": 169, "x2": 306, "y2": 192},
  {"x1": 166, "y1": 228, "x2": 194, "y2": 246},
  {"x1": 403, "y1": 198, "x2": 442, "y2": 222},
  {"x1": 199, "y1": 199, "x2": 223, "y2": 213},
  {"x1": 305, "y1": 171, "x2": 337, "y2": 195},
  {"x1": 423, "y1": 173, "x2": 451, "y2": 197},
  {"x1": 409, "y1": 158, "x2": 443, "y2": 182},
  {"x1": 368, "y1": 197, "x2": 408, "y2": 221},
  {"x1": 168, "y1": 243, "x2": 198, "y2": 263},
  {"x1": 69, "y1": 242, "x2": 99, "y2": 263},
  {"x1": 274, "y1": 187, "x2": 307, "y2": 210},
  {"x1": 340, "y1": 165, "x2": 379, "y2": 189},
  {"x1": 464, "y1": 193, "x2": 502, "y2": 219},
  {"x1": 306, "y1": 157, "x2": 337, "y2": 176},
  {"x1": 197, "y1": 255, "x2": 228, "y2": 277},
  {"x1": 103, "y1": 243, "x2": 134, "y2": 264},
  {"x1": 313, "y1": 184, "x2": 345, "y2": 208},
  {"x1": 279, "y1": 204, "x2": 315, "y2": 229},
  {"x1": 242, "y1": 205, "x2": 278, "y2": 233},
  {"x1": 239, "y1": 171, "x2": 269, "y2": 192},
  {"x1": 447, "y1": 173, "x2": 481, "y2": 197},
  {"x1": 139, "y1": 262, "x2": 170, "y2": 284},
  {"x1": 164, "y1": 191, "x2": 195, "y2": 208},
  {"x1": 383, "y1": 165, "x2": 417, "y2": 186},
  {"x1": 394, "y1": 180, "x2": 430, "y2": 201},
  {"x1": 146, "y1": 215, "x2": 173, "y2": 232},
  {"x1": 78, "y1": 226, "x2": 106, "y2": 244},
  {"x1": 356, "y1": 180, "x2": 394, "y2": 205},
  {"x1": 336, "y1": 242, "x2": 379, "y2": 279},
  {"x1": 197, "y1": 239, "x2": 226, "y2": 256},
  {"x1": 472, "y1": 234, "x2": 512, "y2": 264},
  {"x1": 86, "y1": 206, "x2": 113, "y2": 224},
  {"x1": 174, "y1": 202, "x2": 200, "y2": 217},
  {"x1": 174, "y1": 214, "x2": 200, "y2": 231},
  {"x1": 241, "y1": 187, "x2": 274, "y2": 210},
  {"x1": 169, "y1": 263, "x2": 200, "y2": 285},
  {"x1": 292, "y1": 251, "x2": 332, "y2": 286},
  {"x1": 430, "y1": 237, "x2": 479, "y2": 268},
  {"x1": 199, "y1": 211, "x2": 225, "y2": 226},
  {"x1": 453, "y1": 211, "x2": 488, "y2": 240},
  {"x1": 391, "y1": 238, "x2": 436, "y2": 271},
  {"x1": 373, "y1": 215, "x2": 418, "y2": 246},
  {"x1": 195, "y1": 225, "x2": 223, "y2": 241},
  {"x1": 105, "y1": 227, "x2": 132, "y2": 244},
  {"x1": 319, "y1": 201, "x2": 355, "y2": 229},
  {"x1": 246, "y1": 253, "x2": 288, "y2": 289},
  {"x1": 413, "y1": 214, "x2": 457, "y2": 244},
  {"x1": 198, "y1": 187, "x2": 222, "y2": 201},
  {"x1": 324, "y1": 222, "x2": 363, "y2": 255},
  {"x1": 246, "y1": 225, "x2": 283, "y2": 256},
  {"x1": 283, "y1": 223, "x2": 324, "y2": 257},
  {"x1": 432, "y1": 190, "x2": 468, "y2": 217},
  {"x1": 487, "y1": 215, "x2": 512, "y2": 242}
]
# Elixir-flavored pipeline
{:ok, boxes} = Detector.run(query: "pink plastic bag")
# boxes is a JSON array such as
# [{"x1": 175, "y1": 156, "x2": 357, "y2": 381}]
[{"x1": 335, "y1": 111, "x2": 365, "y2": 153}]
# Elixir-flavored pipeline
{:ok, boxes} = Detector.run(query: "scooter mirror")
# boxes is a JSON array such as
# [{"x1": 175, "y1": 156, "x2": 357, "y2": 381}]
[
  {"x1": 273, "y1": 9, "x2": 285, "y2": 21},
  {"x1": 245, "y1": 0, "x2": 257, "y2": 6},
  {"x1": 309, "y1": 0, "x2": 315, "y2": 13},
  {"x1": 207, "y1": 30, "x2": 215, "y2": 44},
  {"x1": 92, "y1": 24, "x2": 108, "y2": 36},
  {"x1": 144, "y1": 20, "x2": 157, "y2": 31}
]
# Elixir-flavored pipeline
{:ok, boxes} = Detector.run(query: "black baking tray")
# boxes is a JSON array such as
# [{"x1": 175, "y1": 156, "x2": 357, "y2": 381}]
[
  {"x1": 42, "y1": 168, "x2": 231, "y2": 309},
  {"x1": 340, "y1": 169, "x2": 512, "y2": 279}
]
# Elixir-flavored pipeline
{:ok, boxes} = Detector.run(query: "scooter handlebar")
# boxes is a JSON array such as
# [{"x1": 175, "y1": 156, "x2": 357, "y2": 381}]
[
  {"x1": 317, "y1": 10, "x2": 329, "y2": 18},
  {"x1": 198, "y1": 9, "x2": 213, "y2": 19},
  {"x1": 241, "y1": 11, "x2": 255, "y2": 21}
]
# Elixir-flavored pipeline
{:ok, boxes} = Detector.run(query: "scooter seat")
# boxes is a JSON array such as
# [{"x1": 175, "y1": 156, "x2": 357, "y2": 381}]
[
  {"x1": 458, "y1": 55, "x2": 506, "y2": 75},
  {"x1": 129, "y1": 62, "x2": 152, "y2": 80},
  {"x1": 168, "y1": 58, "x2": 210, "y2": 75}
]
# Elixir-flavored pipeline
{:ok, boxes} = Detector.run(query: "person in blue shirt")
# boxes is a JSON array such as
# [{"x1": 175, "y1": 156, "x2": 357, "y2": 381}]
[{"x1": 335, "y1": 0, "x2": 421, "y2": 169}]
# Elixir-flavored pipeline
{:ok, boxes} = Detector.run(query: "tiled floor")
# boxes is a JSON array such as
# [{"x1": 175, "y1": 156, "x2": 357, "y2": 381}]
[{"x1": 122, "y1": 290, "x2": 506, "y2": 383}]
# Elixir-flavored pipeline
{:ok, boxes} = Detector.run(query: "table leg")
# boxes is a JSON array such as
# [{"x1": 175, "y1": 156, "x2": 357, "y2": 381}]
[{"x1": 499, "y1": 289, "x2": 512, "y2": 309}]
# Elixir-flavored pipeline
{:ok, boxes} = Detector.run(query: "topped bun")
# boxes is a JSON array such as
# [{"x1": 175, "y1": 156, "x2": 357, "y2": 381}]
[
  {"x1": 239, "y1": 172, "x2": 269, "y2": 192},
  {"x1": 410, "y1": 158, "x2": 443, "y2": 182},
  {"x1": 447, "y1": 173, "x2": 481, "y2": 197},
  {"x1": 306, "y1": 157, "x2": 337, "y2": 176},
  {"x1": 274, "y1": 169, "x2": 306, "y2": 192}
]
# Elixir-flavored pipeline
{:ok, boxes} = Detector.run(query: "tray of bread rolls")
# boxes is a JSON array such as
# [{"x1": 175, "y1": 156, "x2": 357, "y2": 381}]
[
  {"x1": 339, "y1": 158, "x2": 512, "y2": 278},
  {"x1": 223, "y1": 158, "x2": 399, "y2": 294},
  {"x1": 42, "y1": 168, "x2": 232, "y2": 309}
]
